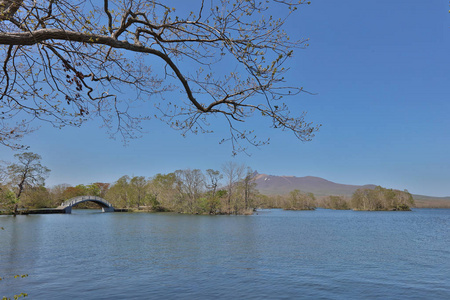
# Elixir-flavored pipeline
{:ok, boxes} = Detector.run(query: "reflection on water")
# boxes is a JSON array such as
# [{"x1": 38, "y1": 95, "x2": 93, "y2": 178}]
[{"x1": 1, "y1": 209, "x2": 449, "y2": 299}]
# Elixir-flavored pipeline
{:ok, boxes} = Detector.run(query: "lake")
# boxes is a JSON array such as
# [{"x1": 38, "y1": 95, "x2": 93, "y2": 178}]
[{"x1": 1, "y1": 209, "x2": 449, "y2": 299}]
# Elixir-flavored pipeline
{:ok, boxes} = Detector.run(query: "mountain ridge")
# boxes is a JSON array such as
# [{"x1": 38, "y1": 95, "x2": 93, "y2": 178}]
[{"x1": 253, "y1": 173, "x2": 450, "y2": 201}]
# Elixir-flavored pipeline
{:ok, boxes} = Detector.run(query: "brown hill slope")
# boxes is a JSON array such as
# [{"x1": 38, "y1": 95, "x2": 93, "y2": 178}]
[
  {"x1": 410, "y1": 194, "x2": 450, "y2": 208},
  {"x1": 254, "y1": 173, "x2": 450, "y2": 207},
  {"x1": 254, "y1": 173, "x2": 376, "y2": 196}
]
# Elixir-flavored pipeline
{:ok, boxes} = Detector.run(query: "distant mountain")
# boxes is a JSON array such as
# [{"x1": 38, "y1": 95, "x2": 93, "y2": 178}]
[
  {"x1": 252, "y1": 172, "x2": 450, "y2": 207},
  {"x1": 254, "y1": 172, "x2": 375, "y2": 197},
  {"x1": 409, "y1": 194, "x2": 450, "y2": 208}
]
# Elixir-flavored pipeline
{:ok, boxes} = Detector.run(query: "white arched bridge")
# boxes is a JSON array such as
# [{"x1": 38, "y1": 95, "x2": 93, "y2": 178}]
[{"x1": 57, "y1": 196, "x2": 116, "y2": 213}]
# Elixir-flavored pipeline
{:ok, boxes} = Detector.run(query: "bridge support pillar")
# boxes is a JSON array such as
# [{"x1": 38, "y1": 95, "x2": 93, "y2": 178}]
[
  {"x1": 102, "y1": 206, "x2": 115, "y2": 213},
  {"x1": 63, "y1": 206, "x2": 72, "y2": 214}
]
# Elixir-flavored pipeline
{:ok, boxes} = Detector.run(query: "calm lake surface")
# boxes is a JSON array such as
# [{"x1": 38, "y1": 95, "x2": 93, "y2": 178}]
[{"x1": 1, "y1": 209, "x2": 449, "y2": 299}]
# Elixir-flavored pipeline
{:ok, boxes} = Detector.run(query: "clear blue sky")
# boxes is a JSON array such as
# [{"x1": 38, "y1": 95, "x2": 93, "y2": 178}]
[{"x1": 1, "y1": 0, "x2": 449, "y2": 197}]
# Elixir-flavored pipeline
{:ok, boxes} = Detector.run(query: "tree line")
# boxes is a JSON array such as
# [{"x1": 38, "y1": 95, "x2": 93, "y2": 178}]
[
  {"x1": 103, "y1": 166, "x2": 258, "y2": 215},
  {"x1": 1, "y1": 152, "x2": 415, "y2": 215},
  {"x1": 0, "y1": 153, "x2": 260, "y2": 215},
  {"x1": 260, "y1": 186, "x2": 414, "y2": 211}
]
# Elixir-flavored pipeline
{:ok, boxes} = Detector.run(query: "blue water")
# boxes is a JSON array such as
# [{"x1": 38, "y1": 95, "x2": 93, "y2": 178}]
[{"x1": 1, "y1": 209, "x2": 449, "y2": 299}]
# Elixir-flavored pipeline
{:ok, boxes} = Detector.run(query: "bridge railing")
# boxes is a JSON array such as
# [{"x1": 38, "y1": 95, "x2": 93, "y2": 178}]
[{"x1": 61, "y1": 196, "x2": 113, "y2": 208}]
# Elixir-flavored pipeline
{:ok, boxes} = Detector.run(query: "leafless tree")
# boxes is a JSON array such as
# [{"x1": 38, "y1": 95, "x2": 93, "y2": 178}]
[
  {"x1": 175, "y1": 168, "x2": 205, "y2": 213},
  {"x1": 0, "y1": 160, "x2": 8, "y2": 183},
  {"x1": 0, "y1": 0, "x2": 319, "y2": 152},
  {"x1": 206, "y1": 168, "x2": 222, "y2": 196},
  {"x1": 222, "y1": 161, "x2": 244, "y2": 212},
  {"x1": 240, "y1": 167, "x2": 257, "y2": 209}
]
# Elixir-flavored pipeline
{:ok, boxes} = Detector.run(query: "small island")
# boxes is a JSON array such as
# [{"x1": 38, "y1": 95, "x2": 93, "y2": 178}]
[{"x1": 262, "y1": 186, "x2": 414, "y2": 212}]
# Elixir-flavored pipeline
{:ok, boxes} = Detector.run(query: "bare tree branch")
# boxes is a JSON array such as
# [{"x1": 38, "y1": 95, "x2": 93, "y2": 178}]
[{"x1": 0, "y1": 0, "x2": 320, "y2": 153}]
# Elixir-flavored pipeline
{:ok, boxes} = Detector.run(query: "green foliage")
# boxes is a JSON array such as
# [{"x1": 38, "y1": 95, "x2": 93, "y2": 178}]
[
  {"x1": 351, "y1": 186, "x2": 414, "y2": 211},
  {"x1": 2, "y1": 292, "x2": 28, "y2": 300},
  {"x1": 284, "y1": 189, "x2": 316, "y2": 210},
  {"x1": 215, "y1": 190, "x2": 227, "y2": 199},
  {"x1": 149, "y1": 173, "x2": 177, "y2": 211},
  {"x1": 0, "y1": 186, "x2": 17, "y2": 214},
  {"x1": 86, "y1": 184, "x2": 101, "y2": 197},
  {"x1": 1, "y1": 159, "x2": 260, "y2": 215},
  {"x1": 324, "y1": 195, "x2": 350, "y2": 210},
  {"x1": 58, "y1": 184, "x2": 105, "y2": 208},
  {"x1": 7, "y1": 152, "x2": 50, "y2": 197},
  {"x1": 1, "y1": 189, "x2": 16, "y2": 204},
  {"x1": 0, "y1": 152, "x2": 50, "y2": 214},
  {"x1": 195, "y1": 191, "x2": 222, "y2": 215},
  {"x1": 129, "y1": 176, "x2": 148, "y2": 208},
  {"x1": 19, "y1": 186, "x2": 52, "y2": 209},
  {"x1": 106, "y1": 175, "x2": 131, "y2": 208},
  {"x1": 104, "y1": 167, "x2": 255, "y2": 215},
  {"x1": 146, "y1": 194, "x2": 166, "y2": 212},
  {"x1": 1, "y1": 153, "x2": 417, "y2": 214},
  {"x1": 257, "y1": 194, "x2": 285, "y2": 209},
  {"x1": 194, "y1": 197, "x2": 209, "y2": 214}
]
